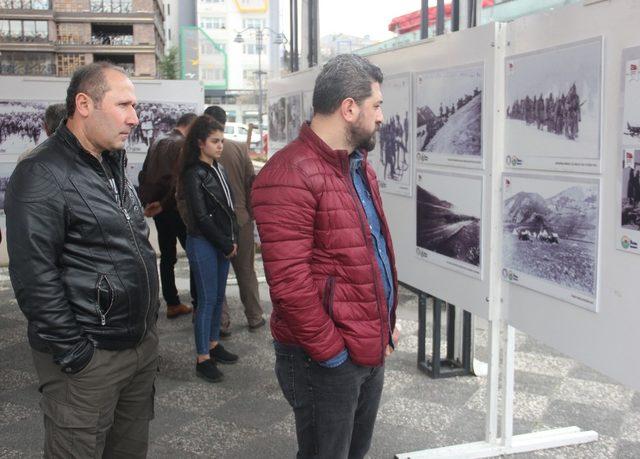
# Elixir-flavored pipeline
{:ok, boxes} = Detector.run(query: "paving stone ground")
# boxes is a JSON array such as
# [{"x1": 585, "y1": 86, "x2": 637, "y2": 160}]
[{"x1": 0, "y1": 256, "x2": 638, "y2": 458}]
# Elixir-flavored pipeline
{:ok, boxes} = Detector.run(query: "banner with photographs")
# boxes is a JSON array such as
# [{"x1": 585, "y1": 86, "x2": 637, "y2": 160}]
[
  {"x1": 0, "y1": 162, "x2": 16, "y2": 212},
  {"x1": 286, "y1": 93, "x2": 302, "y2": 142},
  {"x1": 504, "y1": 38, "x2": 602, "y2": 173},
  {"x1": 415, "y1": 63, "x2": 483, "y2": 169},
  {"x1": 127, "y1": 101, "x2": 198, "y2": 154},
  {"x1": 371, "y1": 73, "x2": 413, "y2": 197},
  {"x1": 416, "y1": 170, "x2": 482, "y2": 277},
  {"x1": 502, "y1": 174, "x2": 600, "y2": 310},
  {"x1": 621, "y1": 49, "x2": 640, "y2": 148},
  {"x1": 268, "y1": 96, "x2": 286, "y2": 156},
  {"x1": 0, "y1": 100, "x2": 57, "y2": 156},
  {"x1": 303, "y1": 90, "x2": 313, "y2": 125}
]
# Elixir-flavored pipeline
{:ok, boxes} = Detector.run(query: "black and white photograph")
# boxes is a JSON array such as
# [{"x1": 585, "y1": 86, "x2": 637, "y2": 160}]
[
  {"x1": 127, "y1": 101, "x2": 198, "y2": 154},
  {"x1": 0, "y1": 162, "x2": 15, "y2": 211},
  {"x1": 622, "y1": 52, "x2": 640, "y2": 147},
  {"x1": 416, "y1": 170, "x2": 482, "y2": 277},
  {"x1": 268, "y1": 96, "x2": 286, "y2": 145},
  {"x1": 505, "y1": 38, "x2": 602, "y2": 172},
  {"x1": 0, "y1": 100, "x2": 55, "y2": 156},
  {"x1": 125, "y1": 154, "x2": 145, "y2": 191},
  {"x1": 502, "y1": 174, "x2": 599, "y2": 309},
  {"x1": 286, "y1": 93, "x2": 302, "y2": 142},
  {"x1": 618, "y1": 149, "x2": 640, "y2": 255},
  {"x1": 372, "y1": 74, "x2": 412, "y2": 197},
  {"x1": 303, "y1": 90, "x2": 313, "y2": 124},
  {"x1": 415, "y1": 64, "x2": 483, "y2": 168}
]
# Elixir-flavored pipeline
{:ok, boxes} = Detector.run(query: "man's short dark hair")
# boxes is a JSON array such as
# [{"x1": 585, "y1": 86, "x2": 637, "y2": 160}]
[
  {"x1": 204, "y1": 105, "x2": 227, "y2": 125},
  {"x1": 312, "y1": 54, "x2": 383, "y2": 115},
  {"x1": 66, "y1": 61, "x2": 126, "y2": 117},
  {"x1": 44, "y1": 103, "x2": 67, "y2": 134},
  {"x1": 177, "y1": 112, "x2": 197, "y2": 127}
]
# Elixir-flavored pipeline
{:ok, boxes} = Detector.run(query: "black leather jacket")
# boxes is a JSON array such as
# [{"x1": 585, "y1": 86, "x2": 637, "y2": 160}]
[
  {"x1": 182, "y1": 161, "x2": 238, "y2": 255},
  {"x1": 5, "y1": 123, "x2": 159, "y2": 374}
]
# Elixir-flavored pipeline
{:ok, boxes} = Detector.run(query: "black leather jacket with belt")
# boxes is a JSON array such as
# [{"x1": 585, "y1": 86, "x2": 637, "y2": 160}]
[
  {"x1": 5, "y1": 123, "x2": 159, "y2": 374},
  {"x1": 182, "y1": 161, "x2": 238, "y2": 255}
]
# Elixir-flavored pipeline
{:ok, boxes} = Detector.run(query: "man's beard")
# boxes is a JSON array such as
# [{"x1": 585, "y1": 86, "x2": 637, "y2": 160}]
[{"x1": 348, "y1": 119, "x2": 378, "y2": 152}]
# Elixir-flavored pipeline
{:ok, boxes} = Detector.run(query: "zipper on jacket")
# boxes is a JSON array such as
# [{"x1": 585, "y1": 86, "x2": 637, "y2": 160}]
[
  {"x1": 345, "y1": 163, "x2": 388, "y2": 364},
  {"x1": 202, "y1": 182, "x2": 236, "y2": 244},
  {"x1": 95, "y1": 274, "x2": 115, "y2": 326},
  {"x1": 322, "y1": 276, "x2": 336, "y2": 318}
]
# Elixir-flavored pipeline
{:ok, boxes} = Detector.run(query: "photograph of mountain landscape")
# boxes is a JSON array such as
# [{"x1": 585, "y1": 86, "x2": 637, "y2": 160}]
[
  {"x1": 416, "y1": 170, "x2": 482, "y2": 276},
  {"x1": 505, "y1": 38, "x2": 602, "y2": 171},
  {"x1": 415, "y1": 64, "x2": 483, "y2": 167},
  {"x1": 502, "y1": 174, "x2": 599, "y2": 305}
]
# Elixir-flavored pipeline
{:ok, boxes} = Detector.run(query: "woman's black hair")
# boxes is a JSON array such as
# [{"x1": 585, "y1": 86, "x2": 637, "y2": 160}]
[{"x1": 179, "y1": 115, "x2": 225, "y2": 177}]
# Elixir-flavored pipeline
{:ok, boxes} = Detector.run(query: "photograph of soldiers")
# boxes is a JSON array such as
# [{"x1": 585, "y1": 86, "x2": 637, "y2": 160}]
[
  {"x1": 286, "y1": 93, "x2": 302, "y2": 142},
  {"x1": 0, "y1": 162, "x2": 15, "y2": 210},
  {"x1": 126, "y1": 101, "x2": 198, "y2": 153},
  {"x1": 0, "y1": 100, "x2": 52, "y2": 155},
  {"x1": 505, "y1": 38, "x2": 602, "y2": 163},
  {"x1": 621, "y1": 150, "x2": 640, "y2": 231},
  {"x1": 371, "y1": 74, "x2": 413, "y2": 197},
  {"x1": 268, "y1": 97, "x2": 286, "y2": 144},
  {"x1": 415, "y1": 64, "x2": 483, "y2": 165},
  {"x1": 621, "y1": 52, "x2": 640, "y2": 147}
]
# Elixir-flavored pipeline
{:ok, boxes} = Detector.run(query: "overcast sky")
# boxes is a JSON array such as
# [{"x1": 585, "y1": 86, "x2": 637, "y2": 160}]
[{"x1": 318, "y1": 0, "x2": 424, "y2": 41}]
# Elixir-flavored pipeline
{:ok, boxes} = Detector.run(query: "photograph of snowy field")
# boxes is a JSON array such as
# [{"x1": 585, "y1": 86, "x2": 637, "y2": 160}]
[
  {"x1": 286, "y1": 93, "x2": 302, "y2": 142},
  {"x1": 502, "y1": 174, "x2": 599, "y2": 306},
  {"x1": 416, "y1": 170, "x2": 482, "y2": 276},
  {"x1": 372, "y1": 74, "x2": 412, "y2": 197},
  {"x1": 0, "y1": 162, "x2": 16, "y2": 210},
  {"x1": 303, "y1": 90, "x2": 313, "y2": 124},
  {"x1": 127, "y1": 102, "x2": 198, "y2": 154},
  {"x1": 505, "y1": 38, "x2": 602, "y2": 171},
  {"x1": 415, "y1": 64, "x2": 483, "y2": 167},
  {"x1": 268, "y1": 97, "x2": 286, "y2": 144},
  {"x1": 0, "y1": 100, "x2": 56, "y2": 156},
  {"x1": 622, "y1": 51, "x2": 640, "y2": 147}
]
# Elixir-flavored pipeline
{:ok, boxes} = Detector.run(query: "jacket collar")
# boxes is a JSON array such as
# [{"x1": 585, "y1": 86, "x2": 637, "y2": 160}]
[
  {"x1": 55, "y1": 119, "x2": 126, "y2": 168},
  {"x1": 298, "y1": 122, "x2": 369, "y2": 175}
]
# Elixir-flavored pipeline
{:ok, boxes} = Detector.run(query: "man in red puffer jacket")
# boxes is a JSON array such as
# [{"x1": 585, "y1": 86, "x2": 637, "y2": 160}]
[{"x1": 252, "y1": 54, "x2": 399, "y2": 459}]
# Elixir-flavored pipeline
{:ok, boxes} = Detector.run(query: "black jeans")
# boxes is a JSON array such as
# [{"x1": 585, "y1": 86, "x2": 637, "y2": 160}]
[
  {"x1": 274, "y1": 342, "x2": 384, "y2": 459},
  {"x1": 153, "y1": 210, "x2": 197, "y2": 307}
]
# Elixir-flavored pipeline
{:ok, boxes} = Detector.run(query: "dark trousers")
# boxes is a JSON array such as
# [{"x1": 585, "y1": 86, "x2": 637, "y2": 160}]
[
  {"x1": 32, "y1": 329, "x2": 159, "y2": 458},
  {"x1": 153, "y1": 210, "x2": 197, "y2": 307},
  {"x1": 274, "y1": 342, "x2": 384, "y2": 459}
]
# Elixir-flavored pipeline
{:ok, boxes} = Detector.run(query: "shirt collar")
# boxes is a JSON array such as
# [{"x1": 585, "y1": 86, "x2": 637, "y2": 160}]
[{"x1": 349, "y1": 150, "x2": 364, "y2": 173}]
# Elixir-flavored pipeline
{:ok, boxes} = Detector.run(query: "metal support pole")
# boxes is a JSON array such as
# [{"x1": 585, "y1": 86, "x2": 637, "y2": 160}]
[
  {"x1": 307, "y1": 0, "x2": 318, "y2": 67},
  {"x1": 436, "y1": 0, "x2": 445, "y2": 35},
  {"x1": 467, "y1": 0, "x2": 477, "y2": 28},
  {"x1": 431, "y1": 298, "x2": 442, "y2": 378},
  {"x1": 452, "y1": 0, "x2": 460, "y2": 32},
  {"x1": 420, "y1": 0, "x2": 429, "y2": 40},
  {"x1": 256, "y1": 29, "x2": 264, "y2": 151},
  {"x1": 462, "y1": 310, "x2": 472, "y2": 371},
  {"x1": 446, "y1": 304, "x2": 456, "y2": 361},
  {"x1": 289, "y1": 0, "x2": 299, "y2": 72},
  {"x1": 417, "y1": 293, "x2": 427, "y2": 370}
]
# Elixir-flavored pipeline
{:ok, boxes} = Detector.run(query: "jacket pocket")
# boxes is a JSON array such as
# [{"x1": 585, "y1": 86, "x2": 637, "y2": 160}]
[
  {"x1": 95, "y1": 274, "x2": 115, "y2": 326},
  {"x1": 322, "y1": 276, "x2": 336, "y2": 319}
]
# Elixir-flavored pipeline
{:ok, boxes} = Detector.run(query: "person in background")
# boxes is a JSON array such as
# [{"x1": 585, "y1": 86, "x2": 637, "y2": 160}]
[
  {"x1": 178, "y1": 115, "x2": 240, "y2": 383},
  {"x1": 204, "y1": 105, "x2": 265, "y2": 335},
  {"x1": 252, "y1": 54, "x2": 399, "y2": 458},
  {"x1": 138, "y1": 112, "x2": 198, "y2": 319},
  {"x1": 6, "y1": 62, "x2": 159, "y2": 457},
  {"x1": 17, "y1": 103, "x2": 67, "y2": 162}
]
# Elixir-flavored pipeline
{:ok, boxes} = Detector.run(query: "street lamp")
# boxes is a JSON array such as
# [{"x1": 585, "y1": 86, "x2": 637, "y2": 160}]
[{"x1": 234, "y1": 27, "x2": 287, "y2": 152}]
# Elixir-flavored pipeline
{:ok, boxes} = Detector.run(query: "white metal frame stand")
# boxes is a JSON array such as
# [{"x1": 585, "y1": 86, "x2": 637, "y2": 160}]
[{"x1": 395, "y1": 321, "x2": 597, "y2": 459}]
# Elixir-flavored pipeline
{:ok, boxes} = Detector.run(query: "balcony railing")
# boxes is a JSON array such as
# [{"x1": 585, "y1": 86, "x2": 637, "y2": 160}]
[
  {"x1": 89, "y1": 1, "x2": 132, "y2": 14},
  {"x1": 56, "y1": 34, "x2": 135, "y2": 46}
]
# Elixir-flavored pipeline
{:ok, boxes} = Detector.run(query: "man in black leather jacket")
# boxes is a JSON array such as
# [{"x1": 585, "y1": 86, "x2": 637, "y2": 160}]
[{"x1": 6, "y1": 62, "x2": 160, "y2": 458}]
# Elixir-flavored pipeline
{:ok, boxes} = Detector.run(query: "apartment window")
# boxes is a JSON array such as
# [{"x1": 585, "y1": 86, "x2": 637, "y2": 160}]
[
  {"x1": 200, "y1": 40, "x2": 225, "y2": 55},
  {"x1": 200, "y1": 16, "x2": 226, "y2": 29},
  {"x1": 166, "y1": 3, "x2": 170, "y2": 15},
  {"x1": 90, "y1": 0, "x2": 133, "y2": 13},
  {"x1": 0, "y1": 0, "x2": 50, "y2": 8},
  {"x1": 242, "y1": 69, "x2": 257, "y2": 80},
  {"x1": 1, "y1": 51, "x2": 54, "y2": 75},
  {"x1": 56, "y1": 53, "x2": 85, "y2": 77},
  {"x1": 243, "y1": 43, "x2": 264, "y2": 55},
  {"x1": 201, "y1": 67, "x2": 224, "y2": 81},
  {"x1": 242, "y1": 18, "x2": 265, "y2": 29},
  {"x1": 0, "y1": 19, "x2": 48, "y2": 41},
  {"x1": 167, "y1": 28, "x2": 171, "y2": 41}
]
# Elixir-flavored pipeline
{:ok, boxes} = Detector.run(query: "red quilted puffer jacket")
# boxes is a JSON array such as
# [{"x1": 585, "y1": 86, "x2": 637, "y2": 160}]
[{"x1": 252, "y1": 123, "x2": 398, "y2": 367}]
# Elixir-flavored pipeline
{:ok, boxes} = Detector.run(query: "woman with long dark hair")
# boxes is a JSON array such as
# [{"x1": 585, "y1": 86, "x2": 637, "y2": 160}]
[{"x1": 178, "y1": 115, "x2": 239, "y2": 382}]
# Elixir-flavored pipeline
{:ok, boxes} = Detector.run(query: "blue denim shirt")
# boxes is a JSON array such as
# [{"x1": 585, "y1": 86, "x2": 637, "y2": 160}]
[{"x1": 320, "y1": 150, "x2": 395, "y2": 368}]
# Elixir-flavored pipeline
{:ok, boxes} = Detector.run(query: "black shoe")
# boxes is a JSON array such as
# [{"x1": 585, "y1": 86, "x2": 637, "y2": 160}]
[
  {"x1": 210, "y1": 343, "x2": 238, "y2": 364},
  {"x1": 248, "y1": 317, "x2": 266, "y2": 332},
  {"x1": 220, "y1": 329, "x2": 232, "y2": 339},
  {"x1": 196, "y1": 360, "x2": 224, "y2": 383}
]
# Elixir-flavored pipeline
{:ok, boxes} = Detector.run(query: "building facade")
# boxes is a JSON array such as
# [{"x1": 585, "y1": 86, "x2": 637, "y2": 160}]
[{"x1": 0, "y1": 0, "x2": 165, "y2": 78}]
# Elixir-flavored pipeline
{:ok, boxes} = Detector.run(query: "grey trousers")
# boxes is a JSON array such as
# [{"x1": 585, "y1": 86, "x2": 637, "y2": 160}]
[
  {"x1": 31, "y1": 328, "x2": 159, "y2": 459},
  {"x1": 221, "y1": 220, "x2": 263, "y2": 327}
]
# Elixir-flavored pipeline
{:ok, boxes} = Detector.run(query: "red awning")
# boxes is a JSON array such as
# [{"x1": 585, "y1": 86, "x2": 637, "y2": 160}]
[{"x1": 388, "y1": 1, "x2": 495, "y2": 34}]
